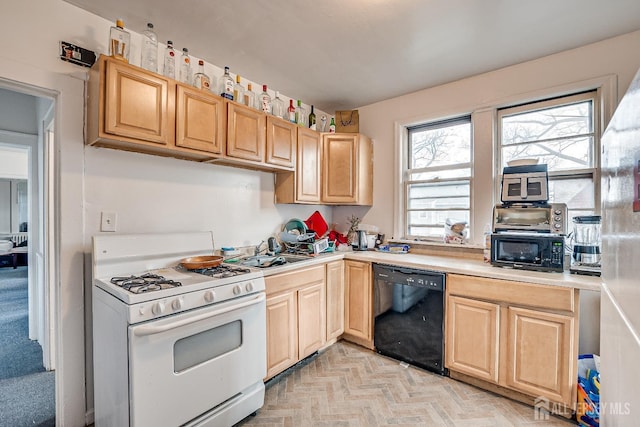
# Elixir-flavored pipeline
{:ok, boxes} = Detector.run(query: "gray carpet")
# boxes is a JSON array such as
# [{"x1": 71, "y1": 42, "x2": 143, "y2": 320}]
[{"x1": 0, "y1": 266, "x2": 55, "y2": 427}]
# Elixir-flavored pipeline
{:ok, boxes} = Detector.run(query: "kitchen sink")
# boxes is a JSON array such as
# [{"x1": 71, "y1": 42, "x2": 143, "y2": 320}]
[{"x1": 237, "y1": 254, "x2": 311, "y2": 268}]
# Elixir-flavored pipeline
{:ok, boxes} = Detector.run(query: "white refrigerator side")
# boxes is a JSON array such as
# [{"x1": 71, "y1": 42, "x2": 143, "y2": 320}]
[{"x1": 600, "y1": 66, "x2": 640, "y2": 426}]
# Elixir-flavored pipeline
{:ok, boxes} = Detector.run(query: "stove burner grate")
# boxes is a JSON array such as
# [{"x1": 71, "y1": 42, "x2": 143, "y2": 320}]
[
  {"x1": 111, "y1": 273, "x2": 182, "y2": 294},
  {"x1": 192, "y1": 264, "x2": 252, "y2": 278}
]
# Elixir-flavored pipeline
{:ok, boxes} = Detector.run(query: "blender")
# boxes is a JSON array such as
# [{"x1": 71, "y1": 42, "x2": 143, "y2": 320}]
[{"x1": 570, "y1": 215, "x2": 601, "y2": 276}]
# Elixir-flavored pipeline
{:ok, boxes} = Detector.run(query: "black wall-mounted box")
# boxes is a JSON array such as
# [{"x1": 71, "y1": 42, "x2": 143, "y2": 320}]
[{"x1": 59, "y1": 41, "x2": 96, "y2": 68}]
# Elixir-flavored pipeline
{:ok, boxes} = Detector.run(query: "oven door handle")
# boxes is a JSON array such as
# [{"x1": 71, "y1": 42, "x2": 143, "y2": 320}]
[{"x1": 133, "y1": 293, "x2": 265, "y2": 337}]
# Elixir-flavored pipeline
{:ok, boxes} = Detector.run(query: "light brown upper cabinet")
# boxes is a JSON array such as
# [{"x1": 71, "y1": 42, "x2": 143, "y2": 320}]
[
  {"x1": 225, "y1": 101, "x2": 266, "y2": 163},
  {"x1": 275, "y1": 132, "x2": 373, "y2": 205},
  {"x1": 88, "y1": 55, "x2": 223, "y2": 161},
  {"x1": 322, "y1": 133, "x2": 373, "y2": 205},
  {"x1": 175, "y1": 83, "x2": 226, "y2": 155},
  {"x1": 266, "y1": 116, "x2": 296, "y2": 169},
  {"x1": 274, "y1": 127, "x2": 321, "y2": 203},
  {"x1": 88, "y1": 55, "x2": 174, "y2": 150}
]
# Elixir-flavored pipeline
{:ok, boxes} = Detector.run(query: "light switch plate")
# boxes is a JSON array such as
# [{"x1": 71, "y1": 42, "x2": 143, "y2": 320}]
[{"x1": 101, "y1": 212, "x2": 117, "y2": 232}]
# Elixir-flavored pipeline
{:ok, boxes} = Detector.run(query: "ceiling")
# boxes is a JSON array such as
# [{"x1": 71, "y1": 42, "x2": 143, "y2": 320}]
[{"x1": 63, "y1": 0, "x2": 640, "y2": 113}]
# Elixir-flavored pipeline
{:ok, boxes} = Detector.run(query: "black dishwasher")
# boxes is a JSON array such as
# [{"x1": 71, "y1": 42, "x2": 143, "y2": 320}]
[{"x1": 373, "y1": 263, "x2": 447, "y2": 375}]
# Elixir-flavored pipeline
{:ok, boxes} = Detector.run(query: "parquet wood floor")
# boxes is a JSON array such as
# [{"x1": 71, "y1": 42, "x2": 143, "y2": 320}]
[{"x1": 238, "y1": 341, "x2": 575, "y2": 426}]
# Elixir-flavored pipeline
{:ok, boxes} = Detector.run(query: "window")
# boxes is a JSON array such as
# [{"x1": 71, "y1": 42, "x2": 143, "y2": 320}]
[
  {"x1": 497, "y1": 91, "x2": 599, "y2": 220},
  {"x1": 404, "y1": 117, "x2": 472, "y2": 240}
]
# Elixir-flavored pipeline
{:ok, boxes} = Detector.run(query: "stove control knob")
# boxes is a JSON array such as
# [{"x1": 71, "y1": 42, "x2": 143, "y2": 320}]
[
  {"x1": 171, "y1": 297, "x2": 184, "y2": 311},
  {"x1": 233, "y1": 285, "x2": 242, "y2": 295},
  {"x1": 204, "y1": 290, "x2": 215, "y2": 303},
  {"x1": 245, "y1": 282, "x2": 254, "y2": 293},
  {"x1": 152, "y1": 301, "x2": 165, "y2": 316}
]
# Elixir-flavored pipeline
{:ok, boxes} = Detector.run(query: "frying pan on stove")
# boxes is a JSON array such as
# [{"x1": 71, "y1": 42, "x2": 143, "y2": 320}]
[{"x1": 180, "y1": 255, "x2": 224, "y2": 270}]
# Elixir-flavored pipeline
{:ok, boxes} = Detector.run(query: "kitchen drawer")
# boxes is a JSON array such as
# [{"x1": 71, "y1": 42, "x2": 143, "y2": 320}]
[
  {"x1": 265, "y1": 264, "x2": 325, "y2": 295},
  {"x1": 447, "y1": 273, "x2": 576, "y2": 313}
]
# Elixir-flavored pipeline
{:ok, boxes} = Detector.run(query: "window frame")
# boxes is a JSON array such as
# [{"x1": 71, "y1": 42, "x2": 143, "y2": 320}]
[
  {"x1": 393, "y1": 75, "x2": 615, "y2": 246},
  {"x1": 403, "y1": 115, "x2": 472, "y2": 241},
  {"x1": 495, "y1": 90, "x2": 601, "y2": 216}
]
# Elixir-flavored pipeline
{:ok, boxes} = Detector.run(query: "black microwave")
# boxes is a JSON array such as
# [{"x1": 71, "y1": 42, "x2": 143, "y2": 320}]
[{"x1": 491, "y1": 233, "x2": 564, "y2": 272}]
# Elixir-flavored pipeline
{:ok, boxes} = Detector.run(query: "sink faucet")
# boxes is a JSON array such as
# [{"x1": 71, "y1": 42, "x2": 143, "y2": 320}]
[{"x1": 254, "y1": 240, "x2": 266, "y2": 256}]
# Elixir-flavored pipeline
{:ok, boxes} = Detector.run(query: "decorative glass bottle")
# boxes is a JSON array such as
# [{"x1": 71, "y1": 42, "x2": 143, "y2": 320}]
[
  {"x1": 108, "y1": 19, "x2": 130, "y2": 62},
  {"x1": 259, "y1": 85, "x2": 272, "y2": 114},
  {"x1": 329, "y1": 117, "x2": 336, "y2": 133},
  {"x1": 193, "y1": 60, "x2": 211, "y2": 90},
  {"x1": 296, "y1": 100, "x2": 306, "y2": 127},
  {"x1": 163, "y1": 41, "x2": 176, "y2": 79},
  {"x1": 219, "y1": 67, "x2": 234, "y2": 100},
  {"x1": 287, "y1": 99, "x2": 296, "y2": 123},
  {"x1": 245, "y1": 83, "x2": 257, "y2": 109},
  {"x1": 233, "y1": 75, "x2": 245, "y2": 104},
  {"x1": 272, "y1": 91, "x2": 285, "y2": 118},
  {"x1": 179, "y1": 48, "x2": 191, "y2": 85},
  {"x1": 140, "y1": 23, "x2": 158, "y2": 72},
  {"x1": 308, "y1": 105, "x2": 316, "y2": 130}
]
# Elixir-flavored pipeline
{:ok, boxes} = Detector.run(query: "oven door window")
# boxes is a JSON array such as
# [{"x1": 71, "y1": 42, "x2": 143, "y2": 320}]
[
  {"x1": 496, "y1": 239, "x2": 542, "y2": 264},
  {"x1": 174, "y1": 320, "x2": 241, "y2": 373}
]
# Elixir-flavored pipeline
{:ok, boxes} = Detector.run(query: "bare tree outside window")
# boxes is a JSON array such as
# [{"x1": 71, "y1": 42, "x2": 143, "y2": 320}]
[
  {"x1": 406, "y1": 118, "x2": 471, "y2": 239},
  {"x1": 498, "y1": 91, "x2": 599, "y2": 220}
]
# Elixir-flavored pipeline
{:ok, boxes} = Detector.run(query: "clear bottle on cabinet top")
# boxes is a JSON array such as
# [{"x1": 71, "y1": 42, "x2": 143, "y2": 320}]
[
  {"x1": 179, "y1": 48, "x2": 191, "y2": 85},
  {"x1": 296, "y1": 100, "x2": 306, "y2": 127},
  {"x1": 219, "y1": 67, "x2": 234, "y2": 100},
  {"x1": 108, "y1": 19, "x2": 130, "y2": 62},
  {"x1": 329, "y1": 117, "x2": 336, "y2": 133},
  {"x1": 163, "y1": 40, "x2": 176, "y2": 79},
  {"x1": 287, "y1": 99, "x2": 296, "y2": 123},
  {"x1": 308, "y1": 105, "x2": 316, "y2": 130},
  {"x1": 193, "y1": 60, "x2": 211, "y2": 90},
  {"x1": 272, "y1": 91, "x2": 285, "y2": 119},
  {"x1": 259, "y1": 85, "x2": 272, "y2": 114},
  {"x1": 245, "y1": 83, "x2": 257, "y2": 109},
  {"x1": 140, "y1": 23, "x2": 158, "y2": 73},
  {"x1": 233, "y1": 75, "x2": 245, "y2": 104}
]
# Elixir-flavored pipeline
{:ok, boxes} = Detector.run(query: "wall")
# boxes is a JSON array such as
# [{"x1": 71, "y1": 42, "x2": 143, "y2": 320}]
[{"x1": 338, "y1": 29, "x2": 640, "y2": 245}]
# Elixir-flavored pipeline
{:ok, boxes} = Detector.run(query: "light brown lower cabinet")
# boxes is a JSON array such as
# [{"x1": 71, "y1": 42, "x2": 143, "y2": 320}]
[
  {"x1": 342, "y1": 260, "x2": 373, "y2": 349},
  {"x1": 506, "y1": 306, "x2": 575, "y2": 404},
  {"x1": 445, "y1": 273, "x2": 579, "y2": 411},
  {"x1": 325, "y1": 261, "x2": 345, "y2": 341},
  {"x1": 265, "y1": 291, "x2": 297, "y2": 378},
  {"x1": 446, "y1": 295, "x2": 500, "y2": 383},
  {"x1": 265, "y1": 265, "x2": 326, "y2": 379}
]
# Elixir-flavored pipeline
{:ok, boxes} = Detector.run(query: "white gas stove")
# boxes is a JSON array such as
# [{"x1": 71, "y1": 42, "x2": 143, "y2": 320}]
[{"x1": 92, "y1": 231, "x2": 266, "y2": 427}]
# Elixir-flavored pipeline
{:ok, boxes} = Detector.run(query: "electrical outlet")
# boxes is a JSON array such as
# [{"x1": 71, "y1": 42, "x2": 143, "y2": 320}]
[{"x1": 101, "y1": 212, "x2": 117, "y2": 232}]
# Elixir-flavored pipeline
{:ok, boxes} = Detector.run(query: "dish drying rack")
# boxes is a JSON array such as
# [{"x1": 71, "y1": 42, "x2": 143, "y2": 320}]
[{"x1": 282, "y1": 238, "x2": 332, "y2": 255}]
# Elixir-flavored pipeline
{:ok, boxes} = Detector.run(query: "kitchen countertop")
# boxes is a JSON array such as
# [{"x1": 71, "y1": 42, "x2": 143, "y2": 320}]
[{"x1": 260, "y1": 250, "x2": 602, "y2": 292}]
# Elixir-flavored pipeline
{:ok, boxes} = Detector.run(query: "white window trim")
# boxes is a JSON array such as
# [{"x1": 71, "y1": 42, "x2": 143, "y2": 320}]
[
  {"x1": 495, "y1": 90, "x2": 602, "y2": 213},
  {"x1": 393, "y1": 74, "x2": 617, "y2": 247}
]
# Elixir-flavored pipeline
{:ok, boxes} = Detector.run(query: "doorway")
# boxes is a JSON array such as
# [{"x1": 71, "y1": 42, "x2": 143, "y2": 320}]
[{"x1": 0, "y1": 88, "x2": 56, "y2": 426}]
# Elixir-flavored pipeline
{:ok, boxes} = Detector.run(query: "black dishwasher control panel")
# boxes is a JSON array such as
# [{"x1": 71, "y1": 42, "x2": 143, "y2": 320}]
[{"x1": 373, "y1": 264, "x2": 445, "y2": 292}]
